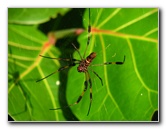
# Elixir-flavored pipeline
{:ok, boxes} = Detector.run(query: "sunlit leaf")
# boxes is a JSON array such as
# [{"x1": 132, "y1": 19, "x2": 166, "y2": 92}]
[
  {"x1": 67, "y1": 8, "x2": 158, "y2": 121},
  {"x1": 8, "y1": 8, "x2": 158, "y2": 121}
]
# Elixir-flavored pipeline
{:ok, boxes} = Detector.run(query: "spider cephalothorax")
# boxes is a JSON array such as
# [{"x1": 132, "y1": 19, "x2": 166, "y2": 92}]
[{"x1": 77, "y1": 52, "x2": 96, "y2": 72}]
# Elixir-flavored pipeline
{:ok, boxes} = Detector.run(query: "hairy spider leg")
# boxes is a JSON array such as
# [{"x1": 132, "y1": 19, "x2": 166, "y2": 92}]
[
  {"x1": 36, "y1": 55, "x2": 80, "y2": 82},
  {"x1": 71, "y1": 43, "x2": 83, "y2": 60},
  {"x1": 88, "y1": 68, "x2": 103, "y2": 86},
  {"x1": 86, "y1": 71, "x2": 93, "y2": 116},
  {"x1": 39, "y1": 55, "x2": 80, "y2": 62},
  {"x1": 50, "y1": 70, "x2": 90, "y2": 115},
  {"x1": 91, "y1": 56, "x2": 125, "y2": 66},
  {"x1": 83, "y1": 8, "x2": 91, "y2": 58},
  {"x1": 36, "y1": 63, "x2": 76, "y2": 82}
]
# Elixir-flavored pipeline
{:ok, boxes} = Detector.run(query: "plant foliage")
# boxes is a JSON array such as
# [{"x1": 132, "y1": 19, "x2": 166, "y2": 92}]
[{"x1": 8, "y1": 8, "x2": 158, "y2": 121}]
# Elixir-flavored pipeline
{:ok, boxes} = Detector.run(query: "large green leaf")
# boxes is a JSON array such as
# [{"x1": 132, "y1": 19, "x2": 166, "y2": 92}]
[
  {"x1": 67, "y1": 8, "x2": 158, "y2": 121},
  {"x1": 8, "y1": 8, "x2": 158, "y2": 121},
  {"x1": 8, "y1": 8, "x2": 70, "y2": 24}
]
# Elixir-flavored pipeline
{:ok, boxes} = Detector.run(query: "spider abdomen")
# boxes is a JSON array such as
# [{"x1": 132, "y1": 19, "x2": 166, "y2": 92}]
[
  {"x1": 77, "y1": 52, "x2": 96, "y2": 72},
  {"x1": 86, "y1": 52, "x2": 96, "y2": 63}
]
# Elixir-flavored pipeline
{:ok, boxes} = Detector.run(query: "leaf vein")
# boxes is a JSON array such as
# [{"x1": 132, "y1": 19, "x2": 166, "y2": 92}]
[
  {"x1": 37, "y1": 66, "x2": 59, "y2": 120},
  {"x1": 97, "y1": 8, "x2": 121, "y2": 28},
  {"x1": 9, "y1": 26, "x2": 43, "y2": 44},
  {"x1": 126, "y1": 38, "x2": 158, "y2": 94},
  {"x1": 99, "y1": 34, "x2": 125, "y2": 118},
  {"x1": 143, "y1": 28, "x2": 158, "y2": 37},
  {"x1": 114, "y1": 8, "x2": 158, "y2": 32},
  {"x1": 9, "y1": 41, "x2": 41, "y2": 50}
]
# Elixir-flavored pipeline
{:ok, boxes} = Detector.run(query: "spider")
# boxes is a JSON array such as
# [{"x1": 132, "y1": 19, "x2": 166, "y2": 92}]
[{"x1": 36, "y1": 8, "x2": 125, "y2": 116}]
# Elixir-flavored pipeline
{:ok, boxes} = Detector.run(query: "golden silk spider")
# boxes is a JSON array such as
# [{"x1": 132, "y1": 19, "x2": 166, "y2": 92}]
[{"x1": 36, "y1": 8, "x2": 125, "y2": 116}]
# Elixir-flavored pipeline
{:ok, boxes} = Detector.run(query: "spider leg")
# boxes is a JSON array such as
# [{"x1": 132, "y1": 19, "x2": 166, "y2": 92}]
[
  {"x1": 104, "y1": 55, "x2": 125, "y2": 65},
  {"x1": 70, "y1": 71, "x2": 92, "y2": 116},
  {"x1": 88, "y1": 68, "x2": 103, "y2": 86},
  {"x1": 83, "y1": 8, "x2": 91, "y2": 58},
  {"x1": 91, "y1": 55, "x2": 125, "y2": 66},
  {"x1": 71, "y1": 43, "x2": 83, "y2": 60},
  {"x1": 49, "y1": 71, "x2": 89, "y2": 112},
  {"x1": 74, "y1": 72, "x2": 89, "y2": 104},
  {"x1": 87, "y1": 71, "x2": 92, "y2": 116},
  {"x1": 36, "y1": 63, "x2": 76, "y2": 82},
  {"x1": 39, "y1": 55, "x2": 80, "y2": 62}
]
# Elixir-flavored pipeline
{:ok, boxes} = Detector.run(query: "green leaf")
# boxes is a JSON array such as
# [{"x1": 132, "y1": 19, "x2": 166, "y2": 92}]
[
  {"x1": 8, "y1": 8, "x2": 70, "y2": 24},
  {"x1": 8, "y1": 8, "x2": 158, "y2": 121},
  {"x1": 67, "y1": 8, "x2": 158, "y2": 121}
]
